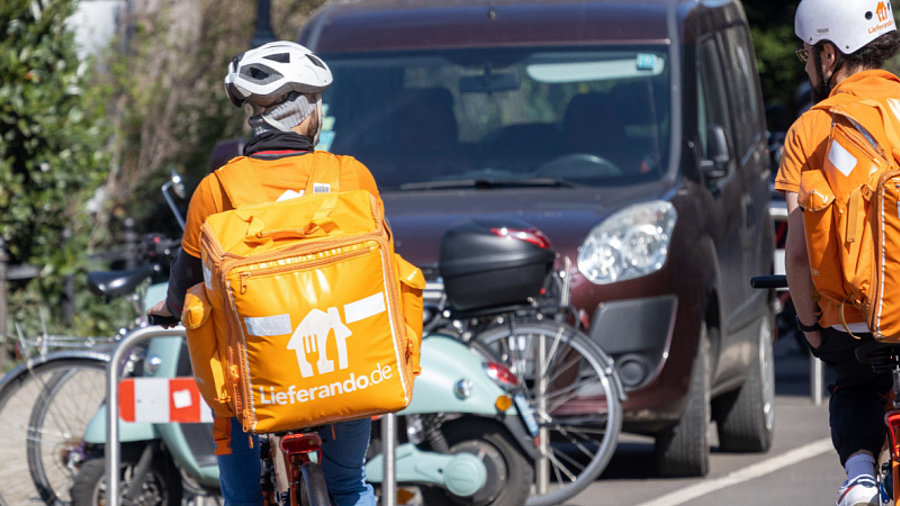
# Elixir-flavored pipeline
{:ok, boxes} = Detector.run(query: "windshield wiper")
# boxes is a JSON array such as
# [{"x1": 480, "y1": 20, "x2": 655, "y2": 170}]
[{"x1": 399, "y1": 177, "x2": 577, "y2": 191}]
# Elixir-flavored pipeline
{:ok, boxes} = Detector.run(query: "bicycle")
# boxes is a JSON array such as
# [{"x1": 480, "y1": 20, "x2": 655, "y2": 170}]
[
  {"x1": 751, "y1": 274, "x2": 900, "y2": 506},
  {"x1": 423, "y1": 261, "x2": 625, "y2": 506},
  {"x1": 0, "y1": 252, "x2": 176, "y2": 505},
  {"x1": 260, "y1": 431, "x2": 330, "y2": 506},
  {"x1": 111, "y1": 317, "x2": 331, "y2": 506},
  {"x1": 0, "y1": 342, "x2": 117, "y2": 506}
]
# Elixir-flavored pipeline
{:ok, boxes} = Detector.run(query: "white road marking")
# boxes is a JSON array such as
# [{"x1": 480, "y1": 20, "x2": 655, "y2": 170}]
[{"x1": 635, "y1": 437, "x2": 833, "y2": 506}]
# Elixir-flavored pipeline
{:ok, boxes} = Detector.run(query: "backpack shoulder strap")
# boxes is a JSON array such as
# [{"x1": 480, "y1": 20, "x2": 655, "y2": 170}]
[
  {"x1": 215, "y1": 151, "x2": 343, "y2": 209},
  {"x1": 856, "y1": 97, "x2": 900, "y2": 159},
  {"x1": 303, "y1": 151, "x2": 341, "y2": 195},
  {"x1": 212, "y1": 158, "x2": 266, "y2": 210}
]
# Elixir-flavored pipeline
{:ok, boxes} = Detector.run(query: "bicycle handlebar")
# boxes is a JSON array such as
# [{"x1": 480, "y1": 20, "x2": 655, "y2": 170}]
[
  {"x1": 147, "y1": 314, "x2": 180, "y2": 326},
  {"x1": 750, "y1": 275, "x2": 787, "y2": 289}
]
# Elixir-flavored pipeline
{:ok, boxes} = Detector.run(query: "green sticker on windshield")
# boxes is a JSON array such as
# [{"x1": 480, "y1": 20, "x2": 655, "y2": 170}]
[{"x1": 636, "y1": 54, "x2": 656, "y2": 71}]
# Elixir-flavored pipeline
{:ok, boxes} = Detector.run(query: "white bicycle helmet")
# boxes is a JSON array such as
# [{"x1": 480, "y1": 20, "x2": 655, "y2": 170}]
[
  {"x1": 224, "y1": 41, "x2": 332, "y2": 109},
  {"x1": 795, "y1": 0, "x2": 896, "y2": 54}
]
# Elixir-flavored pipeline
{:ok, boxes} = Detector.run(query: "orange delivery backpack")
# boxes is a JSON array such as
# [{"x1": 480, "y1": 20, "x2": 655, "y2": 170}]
[
  {"x1": 180, "y1": 153, "x2": 425, "y2": 433},
  {"x1": 798, "y1": 95, "x2": 900, "y2": 341}
]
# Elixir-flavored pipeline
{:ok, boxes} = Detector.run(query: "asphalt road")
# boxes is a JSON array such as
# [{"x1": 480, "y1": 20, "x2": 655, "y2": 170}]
[{"x1": 565, "y1": 333, "x2": 841, "y2": 506}]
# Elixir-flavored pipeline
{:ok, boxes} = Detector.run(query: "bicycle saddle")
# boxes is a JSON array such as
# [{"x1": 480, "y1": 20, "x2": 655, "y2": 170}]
[{"x1": 87, "y1": 265, "x2": 157, "y2": 298}]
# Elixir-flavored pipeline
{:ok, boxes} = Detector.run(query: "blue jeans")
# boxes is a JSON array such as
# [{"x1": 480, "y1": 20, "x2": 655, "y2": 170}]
[{"x1": 217, "y1": 417, "x2": 376, "y2": 506}]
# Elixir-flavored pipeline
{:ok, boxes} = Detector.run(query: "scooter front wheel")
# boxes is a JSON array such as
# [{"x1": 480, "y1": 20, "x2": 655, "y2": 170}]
[{"x1": 70, "y1": 447, "x2": 183, "y2": 506}]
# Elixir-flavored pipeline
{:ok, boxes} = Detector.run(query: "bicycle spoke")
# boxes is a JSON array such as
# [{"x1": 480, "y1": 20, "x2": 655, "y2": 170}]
[
  {"x1": 548, "y1": 445, "x2": 589, "y2": 478},
  {"x1": 544, "y1": 449, "x2": 580, "y2": 482},
  {"x1": 545, "y1": 375, "x2": 603, "y2": 408},
  {"x1": 477, "y1": 319, "x2": 622, "y2": 506}
]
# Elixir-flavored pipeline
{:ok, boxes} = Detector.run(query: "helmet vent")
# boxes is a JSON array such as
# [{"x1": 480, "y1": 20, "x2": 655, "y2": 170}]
[
  {"x1": 306, "y1": 54, "x2": 327, "y2": 69},
  {"x1": 265, "y1": 52, "x2": 291, "y2": 64},
  {"x1": 249, "y1": 67, "x2": 269, "y2": 80}
]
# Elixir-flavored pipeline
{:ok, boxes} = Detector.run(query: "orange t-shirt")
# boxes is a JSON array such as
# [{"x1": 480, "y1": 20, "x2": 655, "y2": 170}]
[
  {"x1": 775, "y1": 70, "x2": 900, "y2": 193},
  {"x1": 775, "y1": 69, "x2": 900, "y2": 326},
  {"x1": 181, "y1": 151, "x2": 382, "y2": 259}
]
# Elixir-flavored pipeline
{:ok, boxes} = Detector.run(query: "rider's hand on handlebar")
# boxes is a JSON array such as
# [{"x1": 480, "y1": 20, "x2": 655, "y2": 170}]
[{"x1": 147, "y1": 300, "x2": 179, "y2": 328}]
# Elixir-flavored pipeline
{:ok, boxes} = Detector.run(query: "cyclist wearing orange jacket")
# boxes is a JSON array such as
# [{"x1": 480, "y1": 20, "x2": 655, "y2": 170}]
[
  {"x1": 149, "y1": 41, "x2": 377, "y2": 506},
  {"x1": 775, "y1": 2, "x2": 900, "y2": 505}
]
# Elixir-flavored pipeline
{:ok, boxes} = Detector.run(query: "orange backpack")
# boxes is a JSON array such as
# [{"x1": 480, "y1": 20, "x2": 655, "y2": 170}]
[
  {"x1": 799, "y1": 96, "x2": 900, "y2": 341},
  {"x1": 181, "y1": 154, "x2": 424, "y2": 433}
]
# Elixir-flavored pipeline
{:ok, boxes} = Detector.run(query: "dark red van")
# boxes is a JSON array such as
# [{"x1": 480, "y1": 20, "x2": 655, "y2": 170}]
[{"x1": 300, "y1": 0, "x2": 776, "y2": 477}]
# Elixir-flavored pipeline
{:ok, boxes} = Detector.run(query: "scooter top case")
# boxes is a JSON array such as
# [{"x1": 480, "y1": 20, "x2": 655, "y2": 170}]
[{"x1": 439, "y1": 218, "x2": 555, "y2": 311}]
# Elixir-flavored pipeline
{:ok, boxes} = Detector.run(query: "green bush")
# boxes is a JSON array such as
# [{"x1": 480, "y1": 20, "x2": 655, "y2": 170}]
[{"x1": 1, "y1": 0, "x2": 115, "y2": 342}]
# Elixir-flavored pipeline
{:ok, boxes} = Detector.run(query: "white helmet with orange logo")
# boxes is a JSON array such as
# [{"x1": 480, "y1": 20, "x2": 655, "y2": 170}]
[{"x1": 795, "y1": 0, "x2": 897, "y2": 54}]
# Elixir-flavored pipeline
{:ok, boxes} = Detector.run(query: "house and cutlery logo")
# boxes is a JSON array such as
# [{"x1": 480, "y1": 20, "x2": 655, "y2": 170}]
[{"x1": 242, "y1": 291, "x2": 393, "y2": 405}]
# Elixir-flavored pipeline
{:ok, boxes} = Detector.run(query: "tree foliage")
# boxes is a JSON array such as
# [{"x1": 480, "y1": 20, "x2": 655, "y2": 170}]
[
  {"x1": 99, "y1": 0, "x2": 325, "y2": 234},
  {"x1": 0, "y1": 0, "x2": 326, "y2": 346},
  {"x1": 746, "y1": 0, "x2": 900, "y2": 131},
  {"x1": 0, "y1": 0, "x2": 112, "y2": 338}
]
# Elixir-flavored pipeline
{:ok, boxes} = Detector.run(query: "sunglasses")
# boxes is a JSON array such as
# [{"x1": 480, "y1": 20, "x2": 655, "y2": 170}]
[{"x1": 795, "y1": 47, "x2": 809, "y2": 64}]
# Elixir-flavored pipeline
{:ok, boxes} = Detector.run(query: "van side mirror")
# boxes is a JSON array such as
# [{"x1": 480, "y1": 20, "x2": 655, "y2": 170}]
[{"x1": 699, "y1": 124, "x2": 730, "y2": 180}]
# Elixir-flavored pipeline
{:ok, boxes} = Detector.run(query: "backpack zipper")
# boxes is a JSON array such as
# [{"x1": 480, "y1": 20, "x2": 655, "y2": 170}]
[{"x1": 235, "y1": 243, "x2": 377, "y2": 294}]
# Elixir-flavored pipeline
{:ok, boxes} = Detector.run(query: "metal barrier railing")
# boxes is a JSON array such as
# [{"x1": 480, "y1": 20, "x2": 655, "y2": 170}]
[{"x1": 105, "y1": 325, "x2": 398, "y2": 506}]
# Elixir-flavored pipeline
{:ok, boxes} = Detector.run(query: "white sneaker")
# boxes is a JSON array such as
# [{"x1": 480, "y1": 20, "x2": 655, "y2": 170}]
[{"x1": 836, "y1": 475, "x2": 880, "y2": 506}]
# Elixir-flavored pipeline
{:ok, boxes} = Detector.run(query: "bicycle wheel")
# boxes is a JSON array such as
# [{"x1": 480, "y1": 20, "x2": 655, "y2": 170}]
[
  {"x1": 475, "y1": 319, "x2": 622, "y2": 506},
  {"x1": 297, "y1": 462, "x2": 330, "y2": 506},
  {"x1": 0, "y1": 354, "x2": 108, "y2": 506}
]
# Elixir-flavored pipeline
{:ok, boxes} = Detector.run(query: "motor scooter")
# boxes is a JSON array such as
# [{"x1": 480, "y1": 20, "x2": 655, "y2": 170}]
[{"x1": 72, "y1": 278, "x2": 540, "y2": 506}]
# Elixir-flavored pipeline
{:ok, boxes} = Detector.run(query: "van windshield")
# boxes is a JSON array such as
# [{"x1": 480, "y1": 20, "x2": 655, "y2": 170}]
[{"x1": 319, "y1": 47, "x2": 670, "y2": 190}]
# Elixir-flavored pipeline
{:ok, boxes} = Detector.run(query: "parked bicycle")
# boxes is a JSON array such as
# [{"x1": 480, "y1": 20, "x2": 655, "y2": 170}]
[
  {"x1": 0, "y1": 245, "x2": 178, "y2": 505},
  {"x1": 420, "y1": 218, "x2": 626, "y2": 506},
  {"x1": 0, "y1": 338, "x2": 117, "y2": 506}
]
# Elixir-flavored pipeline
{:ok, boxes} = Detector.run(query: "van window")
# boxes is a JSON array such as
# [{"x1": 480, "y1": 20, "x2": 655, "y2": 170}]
[
  {"x1": 721, "y1": 25, "x2": 764, "y2": 158},
  {"x1": 697, "y1": 38, "x2": 732, "y2": 166},
  {"x1": 318, "y1": 47, "x2": 670, "y2": 189}
]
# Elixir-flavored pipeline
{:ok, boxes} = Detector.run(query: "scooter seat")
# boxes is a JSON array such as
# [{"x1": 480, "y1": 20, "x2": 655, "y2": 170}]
[{"x1": 87, "y1": 265, "x2": 156, "y2": 298}]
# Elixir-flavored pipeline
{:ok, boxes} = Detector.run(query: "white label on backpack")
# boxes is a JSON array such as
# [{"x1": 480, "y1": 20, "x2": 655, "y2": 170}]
[
  {"x1": 202, "y1": 263, "x2": 212, "y2": 291},
  {"x1": 828, "y1": 139, "x2": 857, "y2": 177},
  {"x1": 244, "y1": 314, "x2": 293, "y2": 336},
  {"x1": 312, "y1": 183, "x2": 331, "y2": 194}
]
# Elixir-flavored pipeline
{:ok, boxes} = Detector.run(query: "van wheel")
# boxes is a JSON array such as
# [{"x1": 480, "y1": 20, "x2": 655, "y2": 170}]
[
  {"x1": 713, "y1": 312, "x2": 775, "y2": 452},
  {"x1": 654, "y1": 324, "x2": 711, "y2": 477}
]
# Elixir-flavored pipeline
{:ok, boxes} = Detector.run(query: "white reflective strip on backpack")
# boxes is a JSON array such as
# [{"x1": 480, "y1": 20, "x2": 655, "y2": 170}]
[
  {"x1": 244, "y1": 314, "x2": 293, "y2": 336},
  {"x1": 828, "y1": 139, "x2": 857, "y2": 177},
  {"x1": 343, "y1": 291, "x2": 387, "y2": 324}
]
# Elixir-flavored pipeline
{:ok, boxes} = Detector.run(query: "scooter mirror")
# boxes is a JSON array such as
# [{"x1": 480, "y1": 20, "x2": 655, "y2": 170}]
[{"x1": 170, "y1": 169, "x2": 186, "y2": 199}]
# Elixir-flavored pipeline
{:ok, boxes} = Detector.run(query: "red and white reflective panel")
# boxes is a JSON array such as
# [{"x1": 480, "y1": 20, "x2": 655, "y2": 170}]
[{"x1": 118, "y1": 377, "x2": 213, "y2": 424}]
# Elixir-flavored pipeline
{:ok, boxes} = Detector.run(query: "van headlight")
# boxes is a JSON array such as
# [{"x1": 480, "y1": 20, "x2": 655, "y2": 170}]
[{"x1": 577, "y1": 201, "x2": 677, "y2": 284}]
